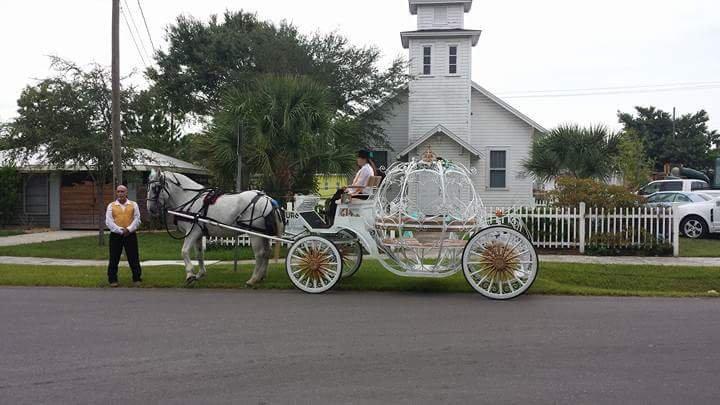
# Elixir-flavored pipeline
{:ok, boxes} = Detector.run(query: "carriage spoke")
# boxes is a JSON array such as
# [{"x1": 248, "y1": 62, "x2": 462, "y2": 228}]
[{"x1": 286, "y1": 236, "x2": 341, "y2": 293}]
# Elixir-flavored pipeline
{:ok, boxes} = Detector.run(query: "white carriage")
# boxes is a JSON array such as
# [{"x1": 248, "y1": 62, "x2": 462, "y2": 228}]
[{"x1": 282, "y1": 149, "x2": 539, "y2": 299}]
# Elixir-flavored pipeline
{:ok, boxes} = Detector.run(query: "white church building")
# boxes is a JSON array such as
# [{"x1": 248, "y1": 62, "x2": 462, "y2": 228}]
[{"x1": 374, "y1": 0, "x2": 547, "y2": 206}]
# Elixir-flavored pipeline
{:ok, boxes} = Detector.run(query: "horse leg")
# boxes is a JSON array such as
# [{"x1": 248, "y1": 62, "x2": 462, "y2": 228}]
[
  {"x1": 195, "y1": 236, "x2": 207, "y2": 280},
  {"x1": 246, "y1": 236, "x2": 270, "y2": 287},
  {"x1": 182, "y1": 231, "x2": 199, "y2": 283}
]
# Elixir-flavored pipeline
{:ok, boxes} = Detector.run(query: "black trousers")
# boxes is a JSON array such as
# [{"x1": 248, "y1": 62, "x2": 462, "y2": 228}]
[
  {"x1": 107, "y1": 232, "x2": 142, "y2": 283},
  {"x1": 325, "y1": 189, "x2": 368, "y2": 225}
]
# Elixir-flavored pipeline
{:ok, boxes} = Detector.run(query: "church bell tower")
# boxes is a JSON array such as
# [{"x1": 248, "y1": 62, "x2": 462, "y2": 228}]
[{"x1": 402, "y1": 0, "x2": 481, "y2": 142}]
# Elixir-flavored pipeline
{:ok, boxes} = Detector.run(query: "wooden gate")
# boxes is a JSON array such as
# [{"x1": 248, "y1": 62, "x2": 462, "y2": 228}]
[{"x1": 60, "y1": 180, "x2": 114, "y2": 229}]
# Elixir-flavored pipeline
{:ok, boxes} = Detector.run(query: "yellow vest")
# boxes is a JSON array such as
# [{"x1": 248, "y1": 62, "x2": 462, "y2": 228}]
[{"x1": 111, "y1": 201, "x2": 135, "y2": 229}]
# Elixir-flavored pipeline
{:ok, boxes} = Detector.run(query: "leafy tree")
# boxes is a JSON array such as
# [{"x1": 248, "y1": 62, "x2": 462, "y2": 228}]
[
  {"x1": 124, "y1": 88, "x2": 183, "y2": 157},
  {"x1": 615, "y1": 130, "x2": 652, "y2": 190},
  {"x1": 147, "y1": 10, "x2": 408, "y2": 149},
  {"x1": 523, "y1": 124, "x2": 620, "y2": 182},
  {"x1": 4, "y1": 57, "x2": 135, "y2": 245},
  {"x1": 199, "y1": 75, "x2": 357, "y2": 200},
  {"x1": 0, "y1": 166, "x2": 20, "y2": 226},
  {"x1": 147, "y1": 11, "x2": 314, "y2": 119},
  {"x1": 618, "y1": 106, "x2": 719, "y2": 171}
]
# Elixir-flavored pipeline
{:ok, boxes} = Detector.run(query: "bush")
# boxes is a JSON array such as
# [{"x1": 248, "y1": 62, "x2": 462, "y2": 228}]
[
  {"x1": 549, "y1": 176, "x2": 644, "y2": 210},
  {"x1": 586, "y1": 230, "x2": 672, "y2": 256},
  {"x1": 0, "y1": 167, "x2": 20, "y2": 226}
]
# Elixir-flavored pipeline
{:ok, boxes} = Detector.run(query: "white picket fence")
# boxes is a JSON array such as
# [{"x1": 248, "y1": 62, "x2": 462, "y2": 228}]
[
  {"x1": 488, "y1": 203, "x2": 679, "y2": 255},
  {"x1": 207, "y1": 202, "x2": 681, "y2": 256}
]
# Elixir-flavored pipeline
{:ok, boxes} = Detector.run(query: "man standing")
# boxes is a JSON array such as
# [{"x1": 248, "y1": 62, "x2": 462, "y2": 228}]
[{"x1": 105, "y1": 185, "x2": 142, "y2": 287}]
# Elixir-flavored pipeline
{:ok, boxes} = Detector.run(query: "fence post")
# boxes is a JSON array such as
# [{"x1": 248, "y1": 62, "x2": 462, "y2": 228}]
[
  {"x1": 672, "y1": 203, "x2": 680, "y2": 257},
  {"x1": 579, "y1": 202, "x2": 586, "y2": 254}
]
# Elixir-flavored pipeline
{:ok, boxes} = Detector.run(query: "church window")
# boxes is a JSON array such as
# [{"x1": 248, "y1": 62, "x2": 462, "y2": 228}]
[
  {"x1": 423, "y1": 46, "x2": 431, "y2": 75},
  {"x1": 449, "y1": 46, "x2": 457, "y2": 74},
  {"x1": 489, "y1": 150, "x2": 507, "y2": 188}
]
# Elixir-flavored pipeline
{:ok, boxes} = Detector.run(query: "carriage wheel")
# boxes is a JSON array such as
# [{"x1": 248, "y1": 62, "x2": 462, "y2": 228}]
[
  {"x1": 462, "y1": 226, "x2": 538, "y2": 300},
  {"x1": 335, "y1": 230, "x2": 363, "y2": 279},
  {"x1": 286, "y1": 236, "x2": 342, "y2": 293}
]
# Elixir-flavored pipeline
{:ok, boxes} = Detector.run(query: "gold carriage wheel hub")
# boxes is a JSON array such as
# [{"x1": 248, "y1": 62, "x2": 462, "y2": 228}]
[
  {"x1": 298, "y1": 247, "x2": 332, "y2": 279},
  {"x1": 479, "y1": 241, "x2": 521, "y2": 279},
  {"x1": 492, "y1": 258, "x2": 508, "y2": 272}
]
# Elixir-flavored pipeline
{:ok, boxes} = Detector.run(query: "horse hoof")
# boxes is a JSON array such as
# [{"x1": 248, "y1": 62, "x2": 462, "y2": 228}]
[
  {"x1": 245, "y1": 281, "x2": 257, "y2": 289},
  {"x1": 195, "y1": 273, "x2": 206, "y2": 280},
  {"x1": 185, "y1": 276, "x2": 197, "y2": 286}
]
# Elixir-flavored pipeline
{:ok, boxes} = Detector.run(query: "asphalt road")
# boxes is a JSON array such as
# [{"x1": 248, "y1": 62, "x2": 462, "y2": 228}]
[{"x1": 1, "y1": 288, "x2": 719, "y2": 404}]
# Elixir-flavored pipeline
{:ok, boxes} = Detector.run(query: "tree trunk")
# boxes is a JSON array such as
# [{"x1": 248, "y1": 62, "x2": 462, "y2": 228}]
[{"x1": 96, "y1": 181, "x2": 105, "y2": 246}]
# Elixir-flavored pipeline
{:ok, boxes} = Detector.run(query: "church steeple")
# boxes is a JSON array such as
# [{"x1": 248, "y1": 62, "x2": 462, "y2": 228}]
[
  {"x1": 408, "y1": 0, "x2": 473, "y2": 30},
  {"x1": 401, "y1": 0, "x2": 481, "y2": 142}
]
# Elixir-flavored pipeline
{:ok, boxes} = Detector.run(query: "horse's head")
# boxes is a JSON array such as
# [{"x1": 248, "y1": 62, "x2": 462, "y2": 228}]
[{"x1": 146, "y1": 168, "x2": 166, "y2": 216}]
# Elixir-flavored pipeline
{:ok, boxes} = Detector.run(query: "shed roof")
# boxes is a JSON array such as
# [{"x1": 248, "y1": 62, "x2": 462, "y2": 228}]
[{"x1": 0, "y1": 147, "x2": 208, "y2": 175}]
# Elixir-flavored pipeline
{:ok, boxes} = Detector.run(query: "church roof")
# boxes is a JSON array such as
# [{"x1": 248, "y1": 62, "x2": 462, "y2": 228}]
[
  {"x1": 397, "y1": 124, "x2": 483, "y2": 159},
  {"x1": 471, "y1": 82, "x2": 548, "y2": 133},
  {"x1": 408, "y1": 0, "x2": 473, "y2": 15},
  {"x1": 400, "y1": 29, "x2": 481, "y2": 48}
]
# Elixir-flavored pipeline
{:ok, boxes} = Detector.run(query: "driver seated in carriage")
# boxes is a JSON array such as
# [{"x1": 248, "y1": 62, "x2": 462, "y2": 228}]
[{"x1": 325, "y1": 149, "x2": 382, "y2": 225}]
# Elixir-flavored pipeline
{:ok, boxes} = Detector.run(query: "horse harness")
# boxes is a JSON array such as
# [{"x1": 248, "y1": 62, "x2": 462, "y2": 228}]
[{"x1": 148, "y1": 173, "x2": 281, "y2": 239}]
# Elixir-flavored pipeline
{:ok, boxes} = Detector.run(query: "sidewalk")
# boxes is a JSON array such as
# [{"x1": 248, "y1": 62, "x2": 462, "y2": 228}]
[
  {"x1": 539, "y1": 255, "x2": 720, "y2": 267},
  {"x1": 1, "y1": 255, "x2": 719, "y2": 267},
  {"x1": 0, "y1": 231, "x2": 96, "y2": 247}
]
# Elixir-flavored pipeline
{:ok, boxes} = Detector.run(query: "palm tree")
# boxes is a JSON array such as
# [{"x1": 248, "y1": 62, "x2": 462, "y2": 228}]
[
  {"x1": 523, "y1": 124, "x2": 620, "y2": 182},
  {"x1": 199, "y1": 75, "x2": 359, "y2": 200}
]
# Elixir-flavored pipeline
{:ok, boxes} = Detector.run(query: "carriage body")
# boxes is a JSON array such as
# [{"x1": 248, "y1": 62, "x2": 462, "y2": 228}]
[{"x1": 283, "y1": 154, "x2": 540, "y2": 299}]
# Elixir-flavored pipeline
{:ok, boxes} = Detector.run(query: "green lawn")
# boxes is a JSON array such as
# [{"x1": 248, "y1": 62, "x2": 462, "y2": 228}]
[
  {"x1": 0, "y1": 229, "x2": 25, "y2": 237},
  {"x1": 1, "y1": 260, "x2": 719, "y2": 297},
  {"x1": 680, "y1": 237, "x2": 720, "y2": 257},
  {"x1": 0, "y1": 232, "x2": 277, "y2": 261}
]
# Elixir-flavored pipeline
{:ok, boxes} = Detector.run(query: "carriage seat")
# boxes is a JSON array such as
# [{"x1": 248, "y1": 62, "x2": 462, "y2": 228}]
[{"x1": 340, "y1": 176, "x2": 383, "y2": 202}]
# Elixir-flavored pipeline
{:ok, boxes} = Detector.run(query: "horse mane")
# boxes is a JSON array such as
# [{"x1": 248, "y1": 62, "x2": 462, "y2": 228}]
[{"x1": 164, "y1": 171, "x2": 204, "y2": 190}]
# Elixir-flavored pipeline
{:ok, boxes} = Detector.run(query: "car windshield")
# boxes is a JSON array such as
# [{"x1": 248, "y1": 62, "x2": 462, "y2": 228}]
[{"x1": 648, "y1": 193, "x2": 675, "y2": 202}]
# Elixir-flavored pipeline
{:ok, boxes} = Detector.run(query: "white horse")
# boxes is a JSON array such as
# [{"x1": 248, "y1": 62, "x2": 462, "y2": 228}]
[{"x1": 146, "y1": 169, "x2": 284, "y2": 286}]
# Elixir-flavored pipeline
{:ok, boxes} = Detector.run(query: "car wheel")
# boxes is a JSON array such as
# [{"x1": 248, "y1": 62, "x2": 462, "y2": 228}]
[{"x1": 681, "y1": 216, "x2": 708, "y2": 239}]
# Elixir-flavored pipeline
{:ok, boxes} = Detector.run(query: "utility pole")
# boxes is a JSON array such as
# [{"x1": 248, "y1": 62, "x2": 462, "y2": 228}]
[
  {"x1": 672, "y1": 107, "x2": 676, "y2": 137},
  {"x1": 236, "y1": 121, "x2": 242, "y2": 192},
  {"x1": 111, "y1": 0, "x2": 123, "y2": 187}
]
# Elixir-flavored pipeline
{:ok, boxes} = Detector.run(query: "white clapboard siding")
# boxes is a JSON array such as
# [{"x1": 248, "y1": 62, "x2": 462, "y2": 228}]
[
  {"x1": 379, "y1": 91, "x2": 410, "y2": 157},
  {"x1": 416, "y1": 4, "x2": 465, "y2": 30},
  {"x1": 408, "y1": 37, "x2": 472, "y2": 141},
  {"x1": 470, "y1": 88, "x2": 536, "y2": 207}
]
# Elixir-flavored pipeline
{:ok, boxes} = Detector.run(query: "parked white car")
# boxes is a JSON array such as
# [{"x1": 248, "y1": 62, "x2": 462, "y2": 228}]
[
  {"x1": 644, "y1": 191, "x2": 712, "y2": 207},
  {"x1": 638, "y1": 179, "x2": 710, "y2": 195},
  {"x1": 676, "y1": 198, "x2": 720, "y2": 239}
]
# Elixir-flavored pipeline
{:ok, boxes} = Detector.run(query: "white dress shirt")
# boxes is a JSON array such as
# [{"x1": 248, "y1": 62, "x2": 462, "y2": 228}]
[
  {"x1": 348, "y1": 163, "x2": 374, "y2": 195},
  {"x1": 105, "y1": 199, "x2": 141, "y2": 235}
]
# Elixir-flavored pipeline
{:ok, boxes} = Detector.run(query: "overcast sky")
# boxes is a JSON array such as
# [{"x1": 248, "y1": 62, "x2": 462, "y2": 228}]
[{"x1": 1, "y1": 0, "x2": 719, "y2": 131}]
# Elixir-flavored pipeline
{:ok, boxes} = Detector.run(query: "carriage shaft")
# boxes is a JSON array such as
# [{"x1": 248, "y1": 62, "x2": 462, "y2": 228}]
[{"x1": 167, "y1": 210, "x2": 294, "y2": 244}]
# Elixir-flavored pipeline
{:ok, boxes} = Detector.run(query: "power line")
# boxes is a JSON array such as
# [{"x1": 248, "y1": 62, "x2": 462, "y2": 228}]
[
  {"x1": 121, "y1": 0, "x2": 151, "y2": 63},
  {"x1": 120, "y1": 7, "x2": 148, "y2": 67},
  {"x1": 497, "y1": 80, "x2": 720, "y2": 96},
  {"x1": 499, "y1": 84, "x2": 720, "y2": 99},
  {"x1": 136, "y1": 0, "x2": 156, "y2": 54}
]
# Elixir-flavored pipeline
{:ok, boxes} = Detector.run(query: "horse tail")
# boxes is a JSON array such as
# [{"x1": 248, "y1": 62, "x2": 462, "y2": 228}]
[{"x1": 272, "y1": 203, "x2": 285, "y2": 262}]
